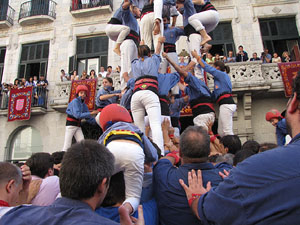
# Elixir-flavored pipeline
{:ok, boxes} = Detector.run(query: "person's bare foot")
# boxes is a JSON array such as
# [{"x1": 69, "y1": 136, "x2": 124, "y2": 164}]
[
  {"x1": 153, "y1": 19, "x2": 161, "y2": 35},
  {"x1": 113, "y1": 47, "x2": 121, "y2": 56},
  {"x1": 200, "y1": 34, "x2": 212, "y2": 46}
]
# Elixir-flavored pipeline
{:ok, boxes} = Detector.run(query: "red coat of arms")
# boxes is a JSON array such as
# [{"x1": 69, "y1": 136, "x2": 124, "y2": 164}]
[{"x1": 16, "y1": 99, "x2": 25, "y2": 111}]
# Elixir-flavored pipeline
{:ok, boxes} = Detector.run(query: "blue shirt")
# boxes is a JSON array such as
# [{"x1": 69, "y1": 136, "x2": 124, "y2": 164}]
[
  {"x1": 132, "y1": 54, "x2": 161, "y2": 79},
  {"x1": 184, "y1": 72, "x2": 211, "y2": 100},
  {"x1": 276, "y1": 118, "x2": 288, "y2": 146},
  {"x1": 182, "y1": 0, "x2": 196, "y2": 27},
  {"x1": 158, "y1": 73, "x2": 180, "y2": 96},
  {"x1": 201, "y1": 60, "x2": 232, "y2": 101},
  {"x1": 0, "y1": 197, "x2": 118, "y2": 225},
  {"x1": 66, "y1": 96, "x2": 95, "y2": 124},
  {"x1": 96, "y1": 199, "x2": 158, "y2": 225},
  {"x1": 197, "y1": 133, "x2": 300, "y2": 225},
  {"x1": 112, "y1": 6, "x2": 123, "y2": 20},
  {"x1": 95, "y1": 87, "x2": 120, "y2": 108},
  {"x1": 164, "y1": 25, "x2": 185, "y2": 44},
  {"x1": 153, "y1": 159, "x2": 223, "y2": 225},
  {"x1": 98, "y1": 121, "x2": 158, "y2": 163},
  {"x1": 169, "y1": 97, "x2": 187, "y2": 117},
  {"x1": 122, "y1": 7, "x2": 139, "y2": 34}
]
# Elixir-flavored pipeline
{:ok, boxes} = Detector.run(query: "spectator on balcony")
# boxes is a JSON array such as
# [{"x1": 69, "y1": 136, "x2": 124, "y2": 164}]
[
  {"x1": 250, "y1": 52, "x2": 261, "y2": 61},
  {"x1": 106, "y1": 66, "x2": 113, "y2": 77},
  {"x1": 60, "y1": 69, "x2": 70, "y2": 82},
  {"x1": 13, "y1": 79, "x2": 19, "y2": 89},
  {"x1": 37, "y1": 75, "x2": 48, "y2": 106},
  {"x1": 19, "y1": 78, "x2": 26, "y2": 88},
  {"x1": 282, "y1": 51, "x2": 291, "y2": 63},
  {"x1": 213, "y1": 53, "x2": 221, "y2": 62},
  {"x1": 70, "y1": 70, "x2": 78, "y2": 81},
  {"x1": 38, "y1": 75, "x2": 48, "y2": 88},
  {"x1": 80, "y1": 70, "x2": 89, "y2": 80},
  {"x1": 236, "y1": 45, "x2": 248, "y2": 62},
  {"x1": 98, "y1": 67, "x2": 107, "y2": 78},
  {"x1": 81, "y1": 0, "x2": 90, "y2": 9},
  {"x1": 224, "y1": 51, "x2": 236, "y2": 63},
  {"x1": 205, "y1": 53, "x2": 214, "y2": 65},
  {"x1": 89, "y1": 70, "x2": 97, "y2": 79},
  {"x1": 33, "y1": 76, "x2": 39, "y2": 86},
  {"x1": 261, "y1": 48, "x2": 272, "y2": 64},
  {"x1": 272, "y1": 52, "x2": 282, "y2": 63},
  {"x1": 25, "y1": 77, "x2": 34, "y2": 87}
]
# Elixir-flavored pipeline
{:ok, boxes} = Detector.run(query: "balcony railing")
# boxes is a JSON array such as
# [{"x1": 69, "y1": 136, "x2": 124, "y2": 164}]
[
  {"x1": 0, "y1": 5, "x2": 15, "y2": 26},
  {"x1": 70, "y1": 0, "x2": 113, "y2": 11},
  {"x1": 0, "y1": 86, "x2": 48, "y2": 110},
  {"x1": 19, "y1": 0, "x2": 57, "y2": 21}
]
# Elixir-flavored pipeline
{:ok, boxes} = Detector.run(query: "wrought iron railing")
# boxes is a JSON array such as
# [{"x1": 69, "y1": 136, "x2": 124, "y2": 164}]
[
  {"x1": 19, "y1": 0, "x2": 57, "y2": 20},
  {"x1": 0, "y1": 86, "x2": 48, "y2": 110},
  {"x1": 70, "y1": 0, "x2": 113, "y2": 11},
  {"x1": 0, "y1": 5, "x2": 15, "y2": 25}
]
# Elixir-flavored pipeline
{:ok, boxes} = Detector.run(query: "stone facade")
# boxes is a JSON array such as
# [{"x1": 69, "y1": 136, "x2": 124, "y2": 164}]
[{"x1": 0, "y1": 0, "x2": 299, "y2": 160}]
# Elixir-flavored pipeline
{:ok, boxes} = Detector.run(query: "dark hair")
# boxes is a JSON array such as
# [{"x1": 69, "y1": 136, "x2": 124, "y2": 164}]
[
  {"x1": 104, "y1": 77, "x2": 113, "y2": 85},
  {"x1": 59, "y1": 140, "x2": 114, "y2": 200},
  {"x1": 138, "y1": 45, "x2": 151, "y2": 58},
  {"x1": 52, "y1": 151, "x2": 65, "y2": 165},
  {"x1": 61, "y1": 69, "x2": 64, "y2": 72},
  {"x1": 26, "y1": 152, "x2": 54, "y2": 178},
  {"x1": 220, "y1": 135, "x2": 241, "y2": 155},
  {"x1": 107, "y1": 66, "x2": 112, "y2": 69},
  {"x1": 214, "y1": 61, "x2": 230, "y2": 73},
  {"x1": 0, "y1": 162, "x2": 22, "y2": 186},
  {"x1": 233, "y1": 149, "x2": 255, "y2": 166},
  {"x1": 180, "y1": 126, "x2": 210, "y2": 158},
  {"x1": 259, "y1": 143, "x2": 277, "y2": 153},
  {"x1": 101, "y1": 172, "x2": 125, "y2": 207},
  {"x1": 293, "y1": 71, "x2": 300, "y2": 101},
  {"x1": 238, "y1": 45, "x2": 243, "y2": 49},
  {"x1": 242, "y1": 140, "x2": 260, "y2": 153},
  {"x1": 90, "y1": 69, "x2": 96, "y2": 76}
]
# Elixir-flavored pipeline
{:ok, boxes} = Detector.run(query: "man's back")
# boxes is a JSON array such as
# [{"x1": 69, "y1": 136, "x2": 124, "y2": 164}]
[
  {"x1": 0, "y1": 197, "x2": 118, "y2": 225},
  {"x1": 153, "y1": 159, "x2": 223, "y2": 225},
  {"x1": 198, "y1": 134, "x2": 300, "y2": 224}
]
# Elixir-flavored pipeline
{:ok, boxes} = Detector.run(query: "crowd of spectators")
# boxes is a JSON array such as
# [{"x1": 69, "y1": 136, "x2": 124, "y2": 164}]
[
  {"x1": 0, "y1": 75, "x2": 48, "y2": 109},
  {"x1": 60, "y1": 66, "x2": 120, "y2": 82},
  {"x1": 203, "y1": 46, "x2": 293, "y2": 65}
]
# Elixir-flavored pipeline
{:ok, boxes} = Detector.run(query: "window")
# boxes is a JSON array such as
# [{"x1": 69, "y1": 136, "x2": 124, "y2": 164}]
[
  {"x1": 0, "y1": 47, "x2": 6, "y2": 83},
  {"x1": 19, "y1": 41, "x2": 49, "y2": 80},
  {"x1": 69, "y1": 36, "x2": 108, "y2": 75},
  {"x1": 208, "y1": 22, "x2": 235, "y2": 57},
  {"x1": 8, "y1": 126, "x2": 43, "y2": 161},
  {"x1": 259, "y1": 17, "x2": 300, "y2": 56}
]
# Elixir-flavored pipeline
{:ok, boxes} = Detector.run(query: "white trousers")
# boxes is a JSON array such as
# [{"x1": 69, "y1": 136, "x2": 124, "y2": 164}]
[
  {"x1": 131, "y1": 90, "x2": 164, "y2": 153},
  {"x1": 120, "y1": 39, "x2": 138, "y2": 89},
  {"x1": 107, "y1": 141, "x2": 145, "y2": 212},
  {"x1": 218, "y1": 104, "x2": 236, "y2": 137},
  {"x1": 62, "y1": 125, "x2": 84, "y2": 151},
  {"x1": 187, "y1": 34, "x2": 204, "y2": 80},
  {"x1": 188, "y1": 10, "x2": 219, "y2": 33},
  {"x1": 140, "y1": 12, "x2": 163, "y2": 50},
  {"x1": 105, "y1": 24, "x2": 130, "y2": 44},
  {"x1": 193, "y1": 112, "x2": 215, "y2": 131}
]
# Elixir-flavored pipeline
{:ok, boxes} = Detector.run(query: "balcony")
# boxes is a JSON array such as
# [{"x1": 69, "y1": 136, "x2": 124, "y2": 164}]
[
  {"x1": 0, "y1": 5, "x2": 15, "y2": 29},
  {"x1": 0, "y1": 86, "x2": 49, "y2": 116},
  {"x1": 19, "y1": 0, "x2": 57, "y2": 26},
  {"x1": 206, "y1": 61, "x2": 283, "y2": 94},
  {"x1": 70, "y1": 0, "x2": 113, "y2": 18}
]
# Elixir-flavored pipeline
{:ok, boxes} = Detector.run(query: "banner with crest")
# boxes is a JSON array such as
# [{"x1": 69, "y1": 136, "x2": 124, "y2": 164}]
[
  {"x1": 8, "y1": 87, "x2": 33, "y2": 122},
  {"x1": 278, "y1": 61, "x2": 300, "y2": 97},
  {"x1": 69, "y1": 79, "x2": 97, "y2": 110}
]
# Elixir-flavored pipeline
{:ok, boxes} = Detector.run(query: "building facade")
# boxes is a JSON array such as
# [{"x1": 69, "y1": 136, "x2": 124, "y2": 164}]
[{"x1": 0, "y1": 0, "x2": 299, "y2": 161}]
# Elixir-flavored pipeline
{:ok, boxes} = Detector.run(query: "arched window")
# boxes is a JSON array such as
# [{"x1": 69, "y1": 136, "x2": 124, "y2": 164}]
[{"x1": 7, "y1": 126, "x2": 43, "y2": 161}]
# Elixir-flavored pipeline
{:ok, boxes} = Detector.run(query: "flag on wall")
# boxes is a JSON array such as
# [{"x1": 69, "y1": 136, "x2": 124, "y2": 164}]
[
  {"x1": 8, "y1": 87, "x2": 33, "y2": 122},
  {"x1": 278, "y1": 61, "x2": 300, "y2": 97},
  {"x1": 69, "y1": 79, "x2": 97, "y2": 110}
]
